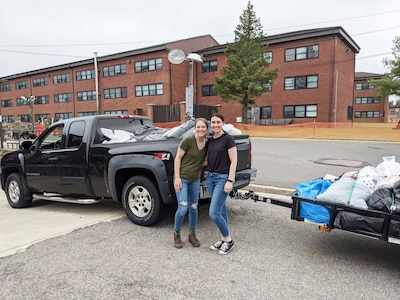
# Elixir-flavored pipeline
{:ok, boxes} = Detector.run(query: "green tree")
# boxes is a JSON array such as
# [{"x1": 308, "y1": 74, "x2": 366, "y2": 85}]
[
  {"x1": 213, "y1": 1, "x2": 278, "y2": 123},
  {"x1": 370, "y1": 36, "x2": 400, "y2": 102}
]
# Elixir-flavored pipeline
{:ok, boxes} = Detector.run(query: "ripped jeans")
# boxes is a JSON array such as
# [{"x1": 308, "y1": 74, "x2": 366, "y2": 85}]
[{"x1": 174, "y1": 178, "x2": 201, "y2": 232}]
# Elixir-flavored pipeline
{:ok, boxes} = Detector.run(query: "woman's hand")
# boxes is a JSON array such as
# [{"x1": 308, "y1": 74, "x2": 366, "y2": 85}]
[
  {"x1": 174, "y1": 177, "x2": 182, "y2": 192},
  {"x1": 224, "y1": 181, "x2": 233, "y2": 193}
]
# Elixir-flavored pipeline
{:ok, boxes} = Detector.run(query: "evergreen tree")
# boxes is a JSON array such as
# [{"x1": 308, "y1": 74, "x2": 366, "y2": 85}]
[{"x1": 213, "y1": 1, "x2": 278, "y2": 123}]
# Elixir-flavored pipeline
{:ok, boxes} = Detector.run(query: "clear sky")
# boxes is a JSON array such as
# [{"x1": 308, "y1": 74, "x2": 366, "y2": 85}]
[{"x1": 0, "y1": 0, "x2": 399, "y2": 77}]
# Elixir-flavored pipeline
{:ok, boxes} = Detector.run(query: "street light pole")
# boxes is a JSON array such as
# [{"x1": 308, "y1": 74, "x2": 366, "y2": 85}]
[
  {"x1": 185, "y1": 53, "x2": 203, "y2": 120},
  {"x1": 93, "y1": 52, "x2": 100, "y2": 115}
]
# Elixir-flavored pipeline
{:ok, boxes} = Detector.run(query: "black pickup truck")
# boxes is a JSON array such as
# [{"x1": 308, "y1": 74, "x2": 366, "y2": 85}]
[{"x1": 0, "y1": 115, "x2": 256, "y2": 226}]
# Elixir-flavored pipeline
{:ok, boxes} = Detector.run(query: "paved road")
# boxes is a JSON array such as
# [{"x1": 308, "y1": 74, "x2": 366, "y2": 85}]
[
  {"x1": 251, "y1": 138, "x2": 399, "y2": 190},
  {"x1": 1, "y1": 138, "x2": 400, "y2": 299}
]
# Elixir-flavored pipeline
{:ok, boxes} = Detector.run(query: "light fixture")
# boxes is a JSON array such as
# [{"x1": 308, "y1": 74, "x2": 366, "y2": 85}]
[{"x1": 168, "y1": 49, "x2": 204, "y2": 120}]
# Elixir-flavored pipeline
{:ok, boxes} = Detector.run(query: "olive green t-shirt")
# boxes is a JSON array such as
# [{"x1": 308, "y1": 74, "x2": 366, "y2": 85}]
[{"x1": 179, "y1": 135, "x2": 208, "y2": 181}]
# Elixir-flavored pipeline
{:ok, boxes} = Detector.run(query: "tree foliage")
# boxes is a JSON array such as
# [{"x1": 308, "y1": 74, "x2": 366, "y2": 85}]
[
  {"x1": 213, "y1": 1, "x2": 278, "y2": 122},
  {"x1": 370, "y1": 36, "x2": 400, "y2": 104}
]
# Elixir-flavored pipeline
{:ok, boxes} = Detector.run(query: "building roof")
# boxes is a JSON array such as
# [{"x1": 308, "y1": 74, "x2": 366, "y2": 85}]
[
  {"x1": 199, "y1": 26, "x2": 360, "y2": 56},
  {"x1": 0, "y1": 27, "x2": 362, "y2": 80},
  {"x1": 0, "y1": 34, "x2": 219, "y2": 80},
  {"x1": 355, "y1": 72, "x2": 384, "y2": 80}
]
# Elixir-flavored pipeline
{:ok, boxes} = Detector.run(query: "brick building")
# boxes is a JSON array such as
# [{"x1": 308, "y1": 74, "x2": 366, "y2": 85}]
[
  {"x1": 353, "y1": 72, "x2": 390, "y2": 123},
  {"x1": 0, "y1": 26, "x2": 390, "y2": 126}
]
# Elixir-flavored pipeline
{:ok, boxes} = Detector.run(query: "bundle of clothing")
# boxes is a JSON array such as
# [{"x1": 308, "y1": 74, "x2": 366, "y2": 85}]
[{"x1": 296, "y1": 156, "x2": 400, "y2": 236}]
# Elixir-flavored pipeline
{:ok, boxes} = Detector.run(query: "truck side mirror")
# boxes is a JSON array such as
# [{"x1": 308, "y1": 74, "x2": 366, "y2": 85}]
[{"x1": 20, "y1": 140, "x2": 33, "y2": 150}]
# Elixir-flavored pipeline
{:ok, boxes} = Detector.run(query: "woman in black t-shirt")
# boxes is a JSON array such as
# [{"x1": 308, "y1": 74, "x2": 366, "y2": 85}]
[{"x1": 206, "y1": 113, "x2": 237, "y2": 255}]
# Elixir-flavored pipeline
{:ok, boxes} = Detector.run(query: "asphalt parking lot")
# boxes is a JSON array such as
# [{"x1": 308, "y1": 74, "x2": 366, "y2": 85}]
[
  {"x1": 1, "y1": 138, "x2": 400, "y2": 299},
  {"x1": 1, "y1": 189, "x2": 400, "y2": 299}
]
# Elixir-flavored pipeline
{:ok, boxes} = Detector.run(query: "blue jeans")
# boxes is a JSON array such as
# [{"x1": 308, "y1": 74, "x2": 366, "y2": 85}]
[
  {"x1": 206, "y1": 172, "x2": 230, "y2": 238},
  {"x1": 174, "y1": 178, "x2": 200, "y2": 232}
]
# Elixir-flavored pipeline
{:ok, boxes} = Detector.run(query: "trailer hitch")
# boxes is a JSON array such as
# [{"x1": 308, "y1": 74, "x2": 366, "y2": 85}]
[{"x1": 231, "y1": 190, "x2": 292, "y2": 208}]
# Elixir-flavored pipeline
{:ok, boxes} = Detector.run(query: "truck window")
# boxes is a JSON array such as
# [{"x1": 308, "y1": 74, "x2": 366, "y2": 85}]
[
  {"x1": 39, "y1": 125, "x2": 64, "y2": 150},
  {"x1": 67, "y1": 121, "x2": 85, "y2": 148}
]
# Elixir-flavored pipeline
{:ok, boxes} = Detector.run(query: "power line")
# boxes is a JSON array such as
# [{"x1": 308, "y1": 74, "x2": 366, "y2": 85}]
[
  {"x1": 1, "y1": 10, "x2": 399, "y2": 49},
  {"x1": 0, "y1": 48, "x2": 90, "y2": 59}
]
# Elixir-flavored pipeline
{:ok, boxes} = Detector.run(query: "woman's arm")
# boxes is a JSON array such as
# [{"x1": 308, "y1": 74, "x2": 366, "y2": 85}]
[
  {"x1": 224, "y1": 146, "x2": 237, "y2": 193},
  {"x1": 174, "y1": 147, "x2": 185, "y2": 192}
]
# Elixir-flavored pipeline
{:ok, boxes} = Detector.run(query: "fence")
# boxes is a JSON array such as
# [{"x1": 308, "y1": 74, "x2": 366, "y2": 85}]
[{"x1": 152, "y1": 104, "x2": 217, "y2": 123}]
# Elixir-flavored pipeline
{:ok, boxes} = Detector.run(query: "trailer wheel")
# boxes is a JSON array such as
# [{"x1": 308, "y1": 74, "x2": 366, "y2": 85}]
[
  {"x1": 121, "y1": 176, "x2": 162, "y2": 226},
  {"x1": 5, "y1": 173, "x2": 33, "y2": 208}
]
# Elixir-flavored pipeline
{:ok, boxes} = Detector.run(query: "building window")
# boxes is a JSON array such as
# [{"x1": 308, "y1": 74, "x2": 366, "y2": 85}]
[
  {"x1": 355, "y1": 83, "x2": 375, "y2": 90},
  {"x1": 53, "y1": 73, "x2": 71, "y2": 84},
  {"x1": 202, "y1": 60, "x2": 218, "y2": 72},
  {"x1": 104, "y1": 87, "x2": 127, "y2": 99},
  {"x1": 16, "y1": 97, "x2": 30, "y2": 106},
  {"x1": 55, "y1": 112, "x2": 72, "y2": 120},
  {"x1": 18, "y1": 114, "x2": 31, "y2": 122},
  {"x1": 3, "y1": 115, "x2": 14, "y2": 123},
  {"x1": 1, "y1": 99, "x2": 13, "y2": 107},
  {"x1": 77, "y1": 91, "x2": 97, "y2": 101},
  {"x1": 135, "y1": 84, "x2": 163, "y2": 97},
  {"x1": 354, "y1": 111, "x2": 380, "y2": 118},
  {"x1": 135, "y1": 58, "x2": 162, "y2": 72},
  {"x1": 16, "y1": 80, "x2": 29, "y2": 90},
  {"x1": 78, "y1": 111, "x2": 97, "y2": 116},
  {"x1": 105, "y1": 110, "x2": 128, "y2": 115},
  {"x1": 76, "y1": 69, "x2": 95, "y2": 81},
  {"x1": 257, "y1": 81, "x2": 272, "y2": 92},
  {"x1": 33, "y1": 77, "x2": 48, "y2": 87},
  {"x1": 263, "y1": 51, "x2": 272, "y2": 64},
  {"x1": 284, "y1": 104, "x2": 317, "y2": 118},
  {"x1": 55, "y1": 93, "x2": 72, "y2": 103},
  {"x1": 284, "y1": 75, "x2": 318, "y2": 90},
  {"x1": 35, "y1": 114, "x2": 51, "y2": 122},
  {"x1": 285, "y1": 45, "x2": 319, "y2": 61},
  {"x1": 260, "y1": 106, "x2": 272, "y2": 119},
  {"x1": 35, "y1": 96, "x2": 49, "y2": 105},
  {"x1": 202, "y1": 85, "x2": 217, "y2": 96},
  {"x1": 355, "y1": 97, "x2": 381, "y2": 104},
  {"x1": 0, "y1": 83, "x2": 12, "y2": 92},
  {"x1": 103, "y1": 64, "x2": 127, "y2": 77}
]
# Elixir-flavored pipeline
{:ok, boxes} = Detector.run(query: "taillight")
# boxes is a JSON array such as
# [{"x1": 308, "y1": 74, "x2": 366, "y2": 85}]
[
  {"x1": 155, "y1": 153, "x2": 171, "y2": 160},
  {"x1": 249, "y1": 140, "x2": 252, "y2": 167}
]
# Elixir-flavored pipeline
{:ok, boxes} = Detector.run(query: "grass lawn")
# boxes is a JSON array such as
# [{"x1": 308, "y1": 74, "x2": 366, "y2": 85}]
[{"x1": 234, "y1": 122, "x2": 400, "y2": 142}]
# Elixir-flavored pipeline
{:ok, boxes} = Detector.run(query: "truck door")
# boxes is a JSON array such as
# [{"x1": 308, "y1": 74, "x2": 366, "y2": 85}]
[
  {"x1": 24, "y1": 124, "x2": 64, "y2": 192},
  {"x1": 56, "y1": 120, "x2": 89, "y2": 195}
]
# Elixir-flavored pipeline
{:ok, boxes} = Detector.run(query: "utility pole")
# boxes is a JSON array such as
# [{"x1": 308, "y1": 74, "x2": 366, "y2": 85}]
[{"x1": 93, "y1": 52, "x2": 100, "y2": 114}]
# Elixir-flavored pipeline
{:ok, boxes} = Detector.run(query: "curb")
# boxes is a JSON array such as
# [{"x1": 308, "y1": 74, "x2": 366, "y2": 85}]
[{"x1": 245, "y1": 184, "x2": 295, "y2": 196}]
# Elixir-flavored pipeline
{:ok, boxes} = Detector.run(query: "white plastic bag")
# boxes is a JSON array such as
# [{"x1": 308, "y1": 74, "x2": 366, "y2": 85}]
[{"x1": 376, "y1": 156, "x2": 400, "y2": 188}]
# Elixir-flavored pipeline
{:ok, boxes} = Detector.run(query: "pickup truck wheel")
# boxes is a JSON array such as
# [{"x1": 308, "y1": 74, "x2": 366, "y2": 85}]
[
  {"x1": 5, "y1": 173, "x2": 33, "y2": 208},
  {"x1": 122, "y1": 176, "x2": 162, "y2": 226}
]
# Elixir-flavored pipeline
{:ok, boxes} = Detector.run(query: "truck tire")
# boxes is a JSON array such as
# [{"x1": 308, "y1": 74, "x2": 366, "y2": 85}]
[
  {"x1": 5, "y1": 173, "x2": 33, "y2": 208},
  {"x1": 122, "y1": 176, "x2": 162, "y2": 226}
]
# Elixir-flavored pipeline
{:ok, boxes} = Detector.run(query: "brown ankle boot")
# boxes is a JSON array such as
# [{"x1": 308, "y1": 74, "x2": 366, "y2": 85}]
[
  {"x1": 174, "y1": 231, "x2": 183, "y2": 248},
  {"x1": 188, "y1": 231, "x2": 200, "y2": 247}
]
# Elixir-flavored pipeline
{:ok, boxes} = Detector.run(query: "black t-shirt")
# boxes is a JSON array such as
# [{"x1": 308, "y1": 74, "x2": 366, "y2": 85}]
[{"x1": 207, "y1": 133, "x2": 236, "y2": 174}]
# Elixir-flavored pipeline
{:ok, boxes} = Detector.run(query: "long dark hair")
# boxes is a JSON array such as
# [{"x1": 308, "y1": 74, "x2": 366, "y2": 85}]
[{"x1": 210, "y1": 113, "x2": 224, "y2": 122}]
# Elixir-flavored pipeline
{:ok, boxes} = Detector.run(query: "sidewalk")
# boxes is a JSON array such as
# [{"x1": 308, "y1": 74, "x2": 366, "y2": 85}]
[{"x1": 0, "y1": 191, "x2": 124, "y2": 258}]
